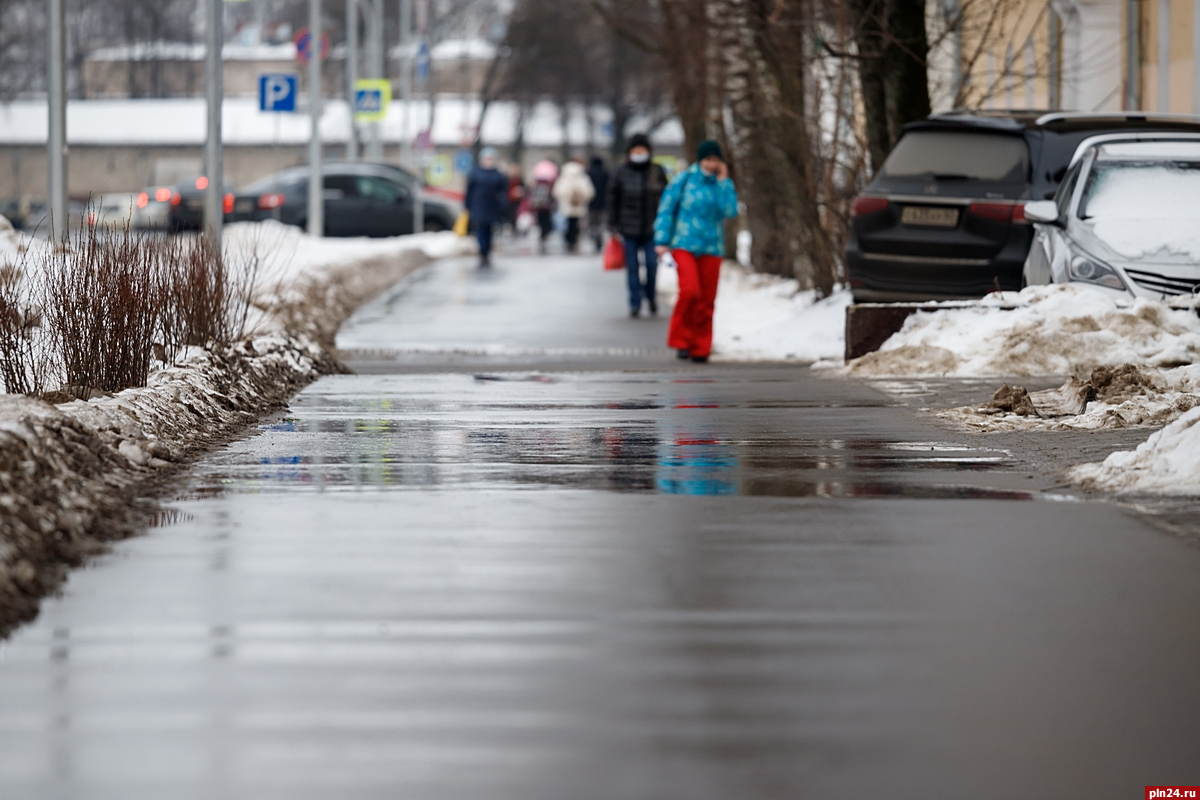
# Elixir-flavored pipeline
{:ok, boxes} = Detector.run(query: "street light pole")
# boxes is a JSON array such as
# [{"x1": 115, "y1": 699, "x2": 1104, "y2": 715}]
[
  {"x1": 308, "y1": 0, "x2": 324, "y2": 237},
  {"x1": 399, "y1": 0, "x2": 412, "y2": 171},
  {"x1": 47, "y1": 0, "x2": 66, "y2": 238},
  {"x1": 366, "y1": 0, "x2": 383, "y2": 161},
  {"x1": 346, "y1": 0, "x2": 358, "y2": 161},
  {"x1": 204, "y1": 0, "x2": 224, "y2": 245}
]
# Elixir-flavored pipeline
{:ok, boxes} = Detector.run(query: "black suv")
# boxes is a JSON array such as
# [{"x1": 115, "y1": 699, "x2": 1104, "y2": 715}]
[{"x1": 845, "y1": 112, "x2": 1200, "y2": 302}]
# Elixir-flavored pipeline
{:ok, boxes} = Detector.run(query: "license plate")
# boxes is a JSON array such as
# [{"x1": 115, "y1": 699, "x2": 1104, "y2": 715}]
[
  {"x1": 901, "y1": 205, "x2": 959, "y2": 227},
  {"x1": 234, "y1": 199, "x2": 253, "y2": 213},
  {"x1": 186, "y1": 198, "x2": 204, "y2": 211}
]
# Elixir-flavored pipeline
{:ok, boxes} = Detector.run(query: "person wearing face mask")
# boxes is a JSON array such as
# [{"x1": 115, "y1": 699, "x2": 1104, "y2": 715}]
[
  {"x1": 653, "y1": 139, "x2": 738, "y2": 363},
  {"x1": 607, "y1": 133, "x2": 669, "y2": 318}
]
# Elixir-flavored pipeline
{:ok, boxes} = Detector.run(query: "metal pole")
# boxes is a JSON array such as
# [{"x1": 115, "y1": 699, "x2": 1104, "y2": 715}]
[
  {"x1": 399, "y1": 0, "x2": 412, "y2": 170},
  {"x1": 204, "y1": 0, "x2": 224, "y2": 245},
  {"x1": 412, "y1": 0, "x2": 425, "y2": 233},
  {"x1": 308, "y1": 0, "x2": 324, "y2": 237},
  {"x1": 367, "y1": 0, "x2": 383, "y2": 160},
  {"x1": 1194, "y1": 0, "x2": 1200, "y2": 112},
  {"x1": 346, "y1": 0, "x2": 358, "y2": 160},
  {"x1": 47, "y1": 0, "x2": 67, "y2": 238}
]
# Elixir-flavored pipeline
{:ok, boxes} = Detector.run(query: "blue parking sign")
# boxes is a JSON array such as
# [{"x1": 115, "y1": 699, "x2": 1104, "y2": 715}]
[
  {"x1": 259, "y1": 74, "x2": 297, "y2": 112},
  {"x1": 453, "y1": 149, "x2": 474, "y2": 174}
]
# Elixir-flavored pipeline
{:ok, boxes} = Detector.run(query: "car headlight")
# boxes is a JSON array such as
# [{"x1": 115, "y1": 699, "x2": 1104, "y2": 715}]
[{"x1": 1067, "y1": 252, "x2": 1127, "y2": 291}]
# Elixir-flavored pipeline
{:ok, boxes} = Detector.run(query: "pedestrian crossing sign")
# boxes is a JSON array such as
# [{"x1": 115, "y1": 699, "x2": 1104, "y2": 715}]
[{"x1": 354, "y1": 79, "x2": 391, "y2": 122}]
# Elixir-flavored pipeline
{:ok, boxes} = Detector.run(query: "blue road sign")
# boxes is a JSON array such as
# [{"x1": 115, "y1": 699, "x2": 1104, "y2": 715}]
[
  {"x1": 453, "y1": 149, "x2": 474, "y2": 174},
  {"x1": 259, "y1": 74, "x2": 297, "y2": 112},
  {"x1": 415, "y1": 41, "x2": 431, "y2": 84}
]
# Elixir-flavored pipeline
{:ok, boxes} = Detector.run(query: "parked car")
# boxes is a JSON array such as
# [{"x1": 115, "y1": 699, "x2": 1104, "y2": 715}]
[
  {"x1": 85, "y1": 194, "x2": 139, "y2": 230},
  {"x1": 165, "y1": 177, "x2": 234, "y2": 232},
  {"x1": 132, "y1": 185, "x2": 177, "y2": 229},
  {"x1": 228, "y1": 162, "x2": 457, "y2": 236},
  {"x1": 846, "y1": 112, "x2": 1200, "y2": 302},
  {"x1": 1023, "y1": 134, "x2": 1200, "y2": 301}
]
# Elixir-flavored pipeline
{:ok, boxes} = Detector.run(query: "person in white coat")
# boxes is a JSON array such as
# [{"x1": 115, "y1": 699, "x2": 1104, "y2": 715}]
[{"x1": 552, "y1": 159, "x2": 596, "y2": 253}]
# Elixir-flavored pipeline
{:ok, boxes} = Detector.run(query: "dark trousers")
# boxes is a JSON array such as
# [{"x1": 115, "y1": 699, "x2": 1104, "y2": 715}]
[
  {"x1": 565, "y1": 217, "x2": 582, "y2": 252},
  {"x1": 623, "y1": 235, "x2": 658, "y2": 311},
  {"x1": 476, "y1": 222, "x2": 494, "y2": 261}
]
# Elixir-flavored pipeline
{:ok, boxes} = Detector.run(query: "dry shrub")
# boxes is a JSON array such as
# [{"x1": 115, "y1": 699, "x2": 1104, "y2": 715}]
[
  {"x1": 41, "y1": 224, "x2": 167, "y2": 398},
  {"x1": 0, "y1": 256, "x2": 48, "y2": 396},
  {"x1": 0, "y1": 222, "x2": 261, "y2": 401}
]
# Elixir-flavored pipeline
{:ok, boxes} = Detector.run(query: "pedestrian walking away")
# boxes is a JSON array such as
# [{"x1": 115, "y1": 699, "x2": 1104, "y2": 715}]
[
  {"x1": 654, "y1": 139, "x2": 738, "y2": 361},
  {"x1": 463, "y1": 147, "x2": 510, "y2": 267},
  {"x1": 505, "y1": 164, "x2": 526, "y2": 233},
  {"x1": 585, "y1": 155, "x2": 610, "y2": 252},
  {"x1": 553, "y1": 159, "x2": 595, "y2": 254},
  {"x1": 608, "y1": 133, "x2": 668, "y2": 318},
  {"x1": 529, "y1": 160, "x2": 558, "y2": 254}
]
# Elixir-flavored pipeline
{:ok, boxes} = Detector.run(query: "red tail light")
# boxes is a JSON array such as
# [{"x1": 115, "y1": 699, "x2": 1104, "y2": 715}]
[
  {"x1": 223, "y1": 193, "x2": 234, "y2": 214},
  {"x1": 85, "y1": 211, "x2": 97, "y2": 226},
  {"x1": 258, "y1": 192, "x2": 286, "y2": 210},
  {"x1": 968, "y1": 202, "x2": 1014, "y2": 222},
  {"x1": 154, "y1": 187, "x2": 171, "y2": 202},
  {"x1": 170, "y1": 192, "x2": 182, "y2": 206},
  {"x1": 195, "y1": 176, "x2": 209, "y2": 190},
  {"x1": 1010, "y1": 202, "x2": 1027, "y2": 223},
  {"x1": 852, "y1": 195, "x2": 889, "y2": 217},
  {"x1": 136, "y1": 192, "x2": 149, "y2": 209}
]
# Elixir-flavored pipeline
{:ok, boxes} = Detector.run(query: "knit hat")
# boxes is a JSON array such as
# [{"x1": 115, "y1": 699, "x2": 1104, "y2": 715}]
[
  {"x1": 479, "y1": 146, "x2": 499, "y2": 162},
  {"x1": 696, "y1": 139, "x2": 723, "y2": 161},
  {"x1": 626, "y1": 133, "x2": 652, "y2": 153}
]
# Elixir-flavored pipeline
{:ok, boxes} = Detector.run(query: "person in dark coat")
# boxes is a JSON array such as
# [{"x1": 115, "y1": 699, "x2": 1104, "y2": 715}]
[
  {"x1": 585, "y1": 155, "x2": 610, "y2": 252},
  {"x1": 464, "y1": 147, "x2": 509, "y2": 267},
  {"x1": 607, "y1": 133, "x2": 668, "y2": 317}
]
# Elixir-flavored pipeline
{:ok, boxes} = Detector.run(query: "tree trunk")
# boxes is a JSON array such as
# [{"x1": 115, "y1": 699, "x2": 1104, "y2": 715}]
[
  {"x1": 712, "y1": 0, "x2": 836, "y2": 293},
  {"x1": 849, "y1": 0, "x2": 891, "y2": 174}
]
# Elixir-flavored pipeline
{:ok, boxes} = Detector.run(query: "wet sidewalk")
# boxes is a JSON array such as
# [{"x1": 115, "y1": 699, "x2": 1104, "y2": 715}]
[{"x1": 2, "y1": 250, "x2": 1199, "y2": 799}]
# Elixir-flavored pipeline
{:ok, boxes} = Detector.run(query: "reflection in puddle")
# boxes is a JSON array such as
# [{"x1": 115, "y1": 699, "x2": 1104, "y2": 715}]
[{"x1": 192, "y1": 413, "x2": 1024, "y2": 500}]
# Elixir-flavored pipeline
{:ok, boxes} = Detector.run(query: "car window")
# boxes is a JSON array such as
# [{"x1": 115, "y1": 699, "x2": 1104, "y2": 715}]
[
  {"x1": 357, "y1": 175, "x2": 407, "y2": 203},
  {"x1": 1055, "y1": 161, "x2": 1082, "y2": 217},
  {"x1": 323, "y1": 175, "x2": 360, "y2": 197},
  {"x1": 1077, "y1": 160, "x2": 1200, "y2": 220},
  {"x1": 881, "y1": 131, "x2": 1030, "y2": 183}
]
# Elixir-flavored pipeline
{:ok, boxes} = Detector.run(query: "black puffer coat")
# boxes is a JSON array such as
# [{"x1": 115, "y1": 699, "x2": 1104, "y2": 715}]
[{"x1": 607, "y1": 161, "x2": 668, "y2": 240}]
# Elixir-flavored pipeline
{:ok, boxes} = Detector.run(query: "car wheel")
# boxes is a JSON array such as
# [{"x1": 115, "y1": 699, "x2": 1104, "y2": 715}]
[{"x1": 423, "y1": 218, "x2": 447, "y2": 233}]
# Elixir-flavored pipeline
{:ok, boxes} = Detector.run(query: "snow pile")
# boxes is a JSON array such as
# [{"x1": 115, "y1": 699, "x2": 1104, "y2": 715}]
[
  {"x1": 1070, "y1": 406, "x2": 1200, "y2": 495},
  {"x1": 656, "y1": 261, "x2": 851, "y2": 362},
  {"x1": 844, "y1": 284, "x2": 1200, "y2": 377},
  {"x1": 0, "y1": 223, "x2": 472, "y2": 634},
  {"x1": 938, "y1": 364, "x2": 1200, "y2": 432}
]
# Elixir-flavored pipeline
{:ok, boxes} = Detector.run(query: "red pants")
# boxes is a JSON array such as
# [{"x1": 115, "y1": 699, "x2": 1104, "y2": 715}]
[{"x1": 667, "y1": 250, "x2": 722, "y2": 357}]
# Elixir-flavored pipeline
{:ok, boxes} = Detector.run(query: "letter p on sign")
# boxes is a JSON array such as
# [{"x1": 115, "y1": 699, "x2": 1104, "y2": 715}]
[{"x1": 259, "y1": 74, "x2": 297, "y2": 113}]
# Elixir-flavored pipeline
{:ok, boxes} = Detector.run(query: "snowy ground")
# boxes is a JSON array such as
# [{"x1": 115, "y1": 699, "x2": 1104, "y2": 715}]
[
  {"x1": 1070, "y1": 406, "x2": 1200, "y2": 495},
  {"x1": 655, "y1": 260, "x2": 851, "y2": 362}
]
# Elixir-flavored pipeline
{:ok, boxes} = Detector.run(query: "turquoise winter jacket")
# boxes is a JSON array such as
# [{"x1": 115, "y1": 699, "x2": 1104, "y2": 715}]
[{"x1": 652, "y1": 164, "x2": 739, "y2": 257}]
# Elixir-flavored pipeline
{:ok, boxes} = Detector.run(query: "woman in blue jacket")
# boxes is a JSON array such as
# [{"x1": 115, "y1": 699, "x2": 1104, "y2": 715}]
[{"x1": 653, "y1": 140, "x2": 739, "y2": 363}]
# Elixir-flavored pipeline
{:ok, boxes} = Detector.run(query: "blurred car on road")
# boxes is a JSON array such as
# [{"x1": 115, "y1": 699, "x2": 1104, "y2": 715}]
[
  {"x1": 84, "y1": 194, "x2": 140, "y2": 230},
  {"x1": 846, "y1": 112, "x2": 1200, "y2": 302},
  {"x1": 228, "y1": 162, "x2": 457, "y2": 236},
  {"x1": 1023, "y1": 135, "x2": 1200, "y2": 301},
  {"x1": 132, "y1": 185, "x2": 176, "y2": 230},
  {"x1": 164, "y1": 176, "x2": 234, "y2": 232}
]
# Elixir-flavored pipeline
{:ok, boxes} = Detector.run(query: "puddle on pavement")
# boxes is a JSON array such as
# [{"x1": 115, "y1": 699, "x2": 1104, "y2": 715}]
[
  {"x1": 179, "y1": 373, "x2": 1037, "y2": 501},
  {"x1": 186, "y1": 420, "x2": 1023, "y2": 500}
]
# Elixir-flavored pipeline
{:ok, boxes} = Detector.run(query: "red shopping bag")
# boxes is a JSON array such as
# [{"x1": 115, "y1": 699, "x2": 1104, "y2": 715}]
[{"x1": 603, "y1": 236, "x2": 625, "y2": 271}]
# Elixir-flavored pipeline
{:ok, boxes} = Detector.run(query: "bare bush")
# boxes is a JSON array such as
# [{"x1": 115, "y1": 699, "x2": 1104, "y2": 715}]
[
  {"x1": 41, "y1": 224, "x2": 168, "y2": 398},
  {"x1": 0, "y1": 256, "x2": 47, "y2": 396}
]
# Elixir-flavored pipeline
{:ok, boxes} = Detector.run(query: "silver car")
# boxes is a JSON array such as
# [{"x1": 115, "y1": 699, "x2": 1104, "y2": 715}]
[{"x1": 1023, "y1": 133, "x2": 1200, "y2": 300}]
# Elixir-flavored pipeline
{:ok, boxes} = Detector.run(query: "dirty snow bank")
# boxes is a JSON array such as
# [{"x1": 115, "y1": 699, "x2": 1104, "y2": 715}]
[
  {"x1": 656, "y1": 261, "x2": 851, "y2": 362},
  {"x1": 937, "y1": 364, "x2": 1200, "y2": 432},
  {"x1": 1070, "y1": 406, "x2": 1200, "y2": 495},
  {"x1": 843, "y1": 284, "x2": 1200, "y2": 377},
  {"x1": 0, "y1": 224, "x2": 472, "y2": 634}
]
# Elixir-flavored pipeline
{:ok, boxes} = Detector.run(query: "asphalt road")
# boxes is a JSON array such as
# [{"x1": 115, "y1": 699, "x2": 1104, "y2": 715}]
[{"x1": 1, "y1": 244, "x2": 1199, "y2": 799}]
